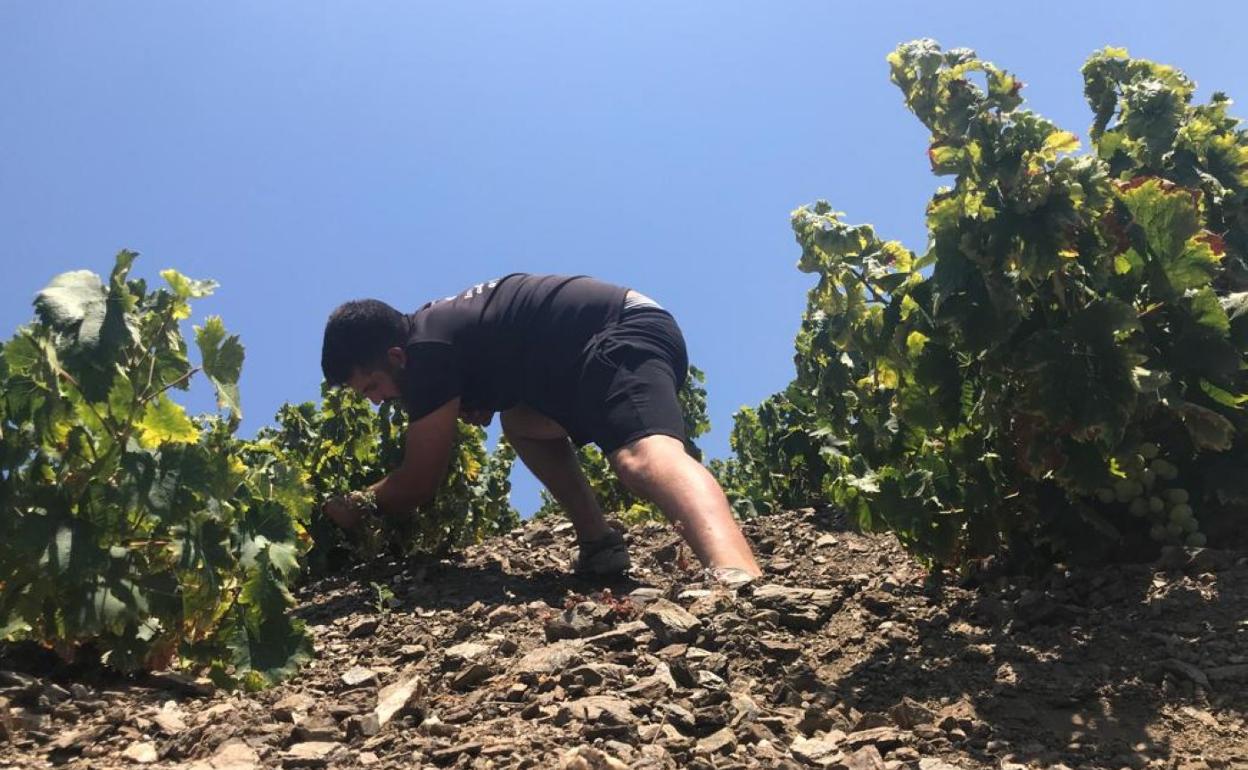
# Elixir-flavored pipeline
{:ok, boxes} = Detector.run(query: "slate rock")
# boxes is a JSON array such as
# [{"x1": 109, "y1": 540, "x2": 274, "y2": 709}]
[
  {"x1": 346, "y1": 713, "x2": 381, "y2": 738},
  {"x1": 844, "y1": 726, "x2": 906, "y2": 751},
  {"x1": 149, "y1": 671, "x2": 215, "y2": 697},
  {"x1": 560, "y1": 746, "x2": 630, "y2": 770},
  {"x1": 514, "y1": 640, "x2": 585, "y2": 678},
  {"x1": 272, "y1": 693, "x2": 317, "y2": 723},
  {"x1": 696, "y1": 727, "x2": 737, "y2": 756},
  {"x1": 642, "y1": 599, "x2": 702, "y2": 644},
  {"x1": 759, "y1": 637, "x2": 804, "y2": 661},
  {"x1": 451, "y1": 662, "x2": 495, "y2": 690},
  {"x1": 341, "y1": 666, "x2": 379, "y2": 688},
  {"x1": 790, "y1": 734, "x2": 844, "y2": 767},
  {"x1": 888, "y1": 697, "x2": 935, "y2": 729},
  {"x1": 292, "y1": 715, "x2": 340, "y2": 742},
  {"x1": 843, "y1": 745, "x2": 886, "y2": 770},
  {"x1": 374, "y1": 671, "x2": 424, "y2": 726},
  {"x1": 121, "y1": 741, "x2": 159, "y2": 764},
  {"x1": 282, "y1": 741, "x2": 341, "y2": 768},
  {"x1": 557, "y1": 695, "x2": 637, "y2": 726},
  {"x1": 918, "y1": 759, "x2": 969, "y2": 770},
  {"x1": 585, "y1": 621, "x2": 649, "y2": 650},
  {"x1": 0, "y1": 671, "x2": 39, "y2": 690},
  {"x1": 444, "y1": 641, "x2": 492, "y2": 666},
  {"x1": 487, "y1": 606, "x2": 523, "y2": 627},
  {"x1": 150, "y1": 705, "x2": 188, "y2": 735},
  {"x1": 751, "y1": 585, "x2": 842, "y2": 630},
  {"x1": 430, "y1": 741, "x2": 483, "y2": 765},
  {"x1": 186, "y1": 740, "x2": 261, "y2": 770}
]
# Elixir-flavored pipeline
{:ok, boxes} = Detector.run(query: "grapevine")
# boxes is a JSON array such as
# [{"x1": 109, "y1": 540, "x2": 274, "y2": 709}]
[{"x1": 724, "y1": 41, "x2": 1248, "y2": 566}]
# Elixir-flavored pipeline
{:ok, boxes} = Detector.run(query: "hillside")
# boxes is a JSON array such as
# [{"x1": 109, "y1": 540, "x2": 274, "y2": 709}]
[{"x1": 2, "y1": 509, "x2": 1246, "y2": 770}]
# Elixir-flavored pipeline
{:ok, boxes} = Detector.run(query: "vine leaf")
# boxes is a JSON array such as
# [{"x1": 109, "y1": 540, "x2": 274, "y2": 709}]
[
  {"x1": 196, "y1": 316, "x2": 245, "y2": 420},
  {"x1": 35, "y1": 270, "x2": 108, "y2": 348}
]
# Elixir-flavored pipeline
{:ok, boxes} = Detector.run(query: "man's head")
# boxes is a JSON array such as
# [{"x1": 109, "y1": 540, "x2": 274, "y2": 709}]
[{"x1": 321, "y1": 299, "x2": 408, "y2": 404}]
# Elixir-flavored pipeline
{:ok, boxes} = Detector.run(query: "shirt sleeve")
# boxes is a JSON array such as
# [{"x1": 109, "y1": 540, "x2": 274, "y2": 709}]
[{"x1": 399, "y1": 342, "x2": 462, "y2": 420}]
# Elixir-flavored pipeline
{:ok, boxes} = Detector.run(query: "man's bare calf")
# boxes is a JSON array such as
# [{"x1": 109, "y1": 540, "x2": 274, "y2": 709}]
[
  {"x1": 501, "y1": 404, "x2": 762, "y2": 577},
  {"x1": 609, "y1": 433, "x2": 761, "y2": 576}
]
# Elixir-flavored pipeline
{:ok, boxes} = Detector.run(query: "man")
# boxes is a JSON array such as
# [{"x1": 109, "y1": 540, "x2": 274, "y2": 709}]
[{"x1": 320, "y1": 273, "x2": 761, "y2": 584}]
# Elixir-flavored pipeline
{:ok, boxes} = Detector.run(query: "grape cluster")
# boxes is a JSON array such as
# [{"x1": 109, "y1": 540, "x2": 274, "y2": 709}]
[{"x1": 1093, "y1": 443, "x2": 1205, "y2": 548}]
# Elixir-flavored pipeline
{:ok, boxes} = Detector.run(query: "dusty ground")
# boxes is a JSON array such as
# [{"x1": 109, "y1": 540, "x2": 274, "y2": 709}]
[{"x1": 2, "y1": 508, "x2": 1246, "y2": 770}]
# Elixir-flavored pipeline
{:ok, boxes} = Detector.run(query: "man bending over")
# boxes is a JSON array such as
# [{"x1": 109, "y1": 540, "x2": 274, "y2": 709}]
[{"x1": 320, "y1": 273, "x2": 761, "y2": 584}]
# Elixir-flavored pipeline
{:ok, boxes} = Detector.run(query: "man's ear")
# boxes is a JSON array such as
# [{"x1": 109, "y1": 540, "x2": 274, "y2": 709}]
[{"x1": 387, "y1": 346, "x2": 407, "y2": 369}]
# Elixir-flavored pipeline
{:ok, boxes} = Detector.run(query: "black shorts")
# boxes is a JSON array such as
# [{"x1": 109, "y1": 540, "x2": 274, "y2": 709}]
[{"x1": 566, "y1": 306, "x2": 690, "y2": 455}]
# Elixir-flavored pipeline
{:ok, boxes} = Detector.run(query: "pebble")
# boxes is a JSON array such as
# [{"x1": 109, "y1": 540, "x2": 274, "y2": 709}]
[
  {"x1": 560, "y1": 746, "x2": 629, "y2": 769},
  {"x1": 282, "y1": 741, "x2": 341, "y2": 768},
  {"x1": 340, "y1": 666, "x2": 378, "y2": 688},
  {"x1": 642, "y1": 599, "x2": 702, "y2": 644},
  {"x1": 791, "y1": 735, "x2": 845, "y2": 767},
  {"x1": 374, "y1": 671, "x2": 424, "y2": 726},
  {"x1": 186, "y1": 740, "x2": 260, "y2": 770},
  {"x1": 346, "y1": 617, "x2": 381, "y2": 639},
  {"x1": 121, "y1": 741, "x2": 158, "y2": 764}
]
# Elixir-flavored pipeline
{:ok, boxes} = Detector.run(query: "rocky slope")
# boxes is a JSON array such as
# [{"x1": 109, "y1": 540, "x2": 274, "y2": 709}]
[{"x1": 2, "y1": 508, "x2": 1246, "y2": 770}]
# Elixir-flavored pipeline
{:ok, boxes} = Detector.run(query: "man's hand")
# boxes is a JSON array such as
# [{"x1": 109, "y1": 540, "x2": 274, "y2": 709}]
[
  {"x1": 323, "y1": 495, "x2": 367, "y2": 531},
  {"x1": 459, "y1": 406, "x2": 494, "y2": 427}
]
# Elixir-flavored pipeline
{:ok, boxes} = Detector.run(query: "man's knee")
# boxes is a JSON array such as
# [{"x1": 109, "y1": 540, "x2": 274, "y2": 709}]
[
  {"x1": 610, "y1": 449, "x2": 647, "y2": 490},
  {"x1": 609, "y1": 435, "x2": 683, "y2": 491},
  {"x1": 500, "y1": 405, "x2": 569, "y2": 441}
]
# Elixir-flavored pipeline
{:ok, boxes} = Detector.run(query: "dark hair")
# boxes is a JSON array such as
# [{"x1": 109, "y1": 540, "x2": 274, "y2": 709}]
[{"x1": 321, "y1": 299, "x2": 407, "y2": 385}]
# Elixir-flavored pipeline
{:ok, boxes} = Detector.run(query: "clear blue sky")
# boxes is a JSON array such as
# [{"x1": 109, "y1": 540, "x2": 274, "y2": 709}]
[{"x1": 3, "y1": 2, "x2": 1245, "y2": 515}]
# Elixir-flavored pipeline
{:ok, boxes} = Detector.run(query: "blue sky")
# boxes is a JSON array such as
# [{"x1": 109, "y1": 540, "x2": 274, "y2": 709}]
[{"x1": 2, "y1": 2, "x2": 1245, "y2": 515}]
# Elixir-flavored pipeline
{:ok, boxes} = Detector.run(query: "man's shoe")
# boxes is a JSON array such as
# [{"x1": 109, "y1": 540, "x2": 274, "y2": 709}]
[
  {"x1": 572, "y1": 529, "x2": 631, "y2": 576},
  {"x1": 709, "y1": 566, "x2": 757, "y2": 590}
]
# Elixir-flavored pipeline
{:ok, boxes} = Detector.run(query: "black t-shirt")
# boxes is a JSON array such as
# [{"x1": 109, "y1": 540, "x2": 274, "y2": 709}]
[{"x1": 400, "y1": 273, "x2": 630, "y2": 421}]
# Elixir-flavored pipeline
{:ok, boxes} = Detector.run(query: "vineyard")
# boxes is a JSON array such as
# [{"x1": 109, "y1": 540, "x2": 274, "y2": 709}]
[
  {"x1": 2, "y1": 39, "x2": 1246, "y2": 770},
  {"x1": 716, "y1": 41, "x2": 1247, "y2": 567}
]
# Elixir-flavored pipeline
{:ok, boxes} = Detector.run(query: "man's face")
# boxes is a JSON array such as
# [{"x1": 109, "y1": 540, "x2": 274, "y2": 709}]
[{"x1": 345, "y1": 348, "x2": 405, "y2": 405}]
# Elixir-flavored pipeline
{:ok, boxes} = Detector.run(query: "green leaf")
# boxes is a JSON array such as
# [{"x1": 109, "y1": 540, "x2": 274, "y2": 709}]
[
  {"x1": 160, "y1": 269, "x2": 217, "y2": 300},
  {"x1": 1117, "y1": 178, "x2": 1219, "y2": 292},
  {"x1": 0, "y1": 617, "x2": 33, "y2": 640},
  {"x1": 107, "y1": 372, "x2": 138, "y2": 423},
  {"x1": 905, "y1": 330, "x2": 929, "y2": 357},
  {"x1": 73, "y1": 577, "x2": 142, "y2": 636},
  {"x1": 34, "y1": 270, "x2": 108, "y2": 348},
  {"x1": 266, "y1": 541, "x2": 300, "y2": 581},
  {"x1": 1115, "y1": 248, "x2": 1144, "y2": 276},
  {"x1": 161, "y1": 270, "x2": 218, "y2": 320},
  {"x1": 873, "y1": 272, "x2": 911, "y2": 294},
  {"x1": 225, "y1": 558, "x2": 311, "y2": 684},
  {"x1": 1186, "y1": 287, "x2": 1230, "y2": 335},
  {"x1": 254, "y1": 460, "x2": 313, "y2": 522},
  {"x1": 99, "y1": 251, "x2": 139, "y2": 352},
  {"x1": 1172, "y1": 401, "x2": 1235, "y2": 451},
  {"x1": 195, "y1": 317, "x2": 244, "y2": 419},
  {"x1": 138, "y1": 394, "x2": 200, "y2": 447},
  {"x1": 1041, "y1": 130, "x2": 1081, "y2": 156},
  {"x1": 220, "y1": 608, "x2": 311, "y2": 688},
  {"x1": 1200, "y1": 379, "x2": 1248, "y2": 409},
  {"x1": 3, "y1": 332, "x2": 43, "y2": 379}
]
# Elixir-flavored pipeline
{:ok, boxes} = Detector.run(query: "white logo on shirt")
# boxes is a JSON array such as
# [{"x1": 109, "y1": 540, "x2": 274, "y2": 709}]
[{"x1": 436, "y1": 278, "x2": 502, "y2": 306}]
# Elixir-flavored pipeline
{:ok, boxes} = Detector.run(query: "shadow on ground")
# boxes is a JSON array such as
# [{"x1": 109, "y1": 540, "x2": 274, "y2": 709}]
[{"x1": 790, "y1": 512, "x2": 1247, "y2": 767}]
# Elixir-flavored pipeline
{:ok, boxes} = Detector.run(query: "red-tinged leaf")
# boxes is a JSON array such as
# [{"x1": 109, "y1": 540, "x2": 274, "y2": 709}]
[{"x1": 1197, "y1": 232, "x2": 1227, "y2": 256}]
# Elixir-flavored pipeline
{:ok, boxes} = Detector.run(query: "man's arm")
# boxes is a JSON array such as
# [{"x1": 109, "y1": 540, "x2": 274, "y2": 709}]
[{"x1": 370, "y1": 396, "x2": 461, "y2": 514}]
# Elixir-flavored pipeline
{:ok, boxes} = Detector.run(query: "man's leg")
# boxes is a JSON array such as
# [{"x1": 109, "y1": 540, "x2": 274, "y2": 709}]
[
  {"x1": 500, "y1": 405, "x2": 613, "y2": 542},
  {"x1": 609, "y1": 434, "x2": 762, "y2": 577}
]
